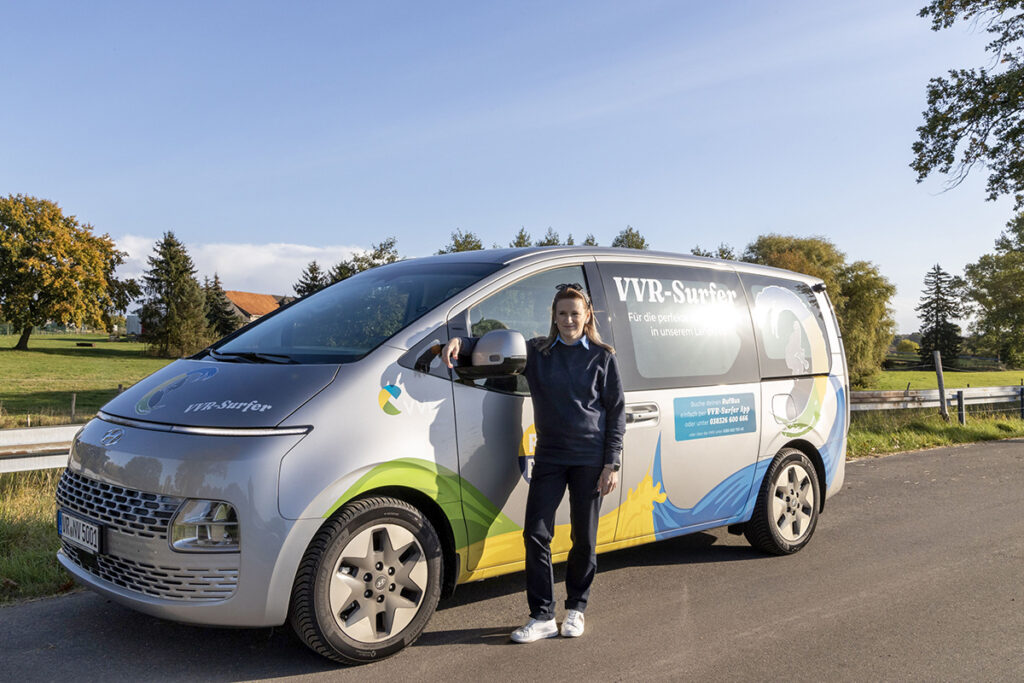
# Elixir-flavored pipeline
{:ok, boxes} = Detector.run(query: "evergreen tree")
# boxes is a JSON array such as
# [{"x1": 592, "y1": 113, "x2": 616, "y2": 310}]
[
  {"x1": 509, "y1": 227, "x2": 532, "y2": 247},
  {"x1": 581, "y1": 233, "x2": 599, "y2": 246},
  {"x1": 330, "y1": 237, "x2": 402, "y2": 283},
  {"x1": 137, "y1": 232, "x2": 210, "y2": 357},
  {"x1": 294, "y1": 260, "x2": 328, "y2": 297},
  {"x1": 534, "y1": 227, "x2": 561, "y2": 246},
  {"x1": 204, "y1": 273, "x2": 243, "y2": 338},
  {"x1": 692, "y1": 243, "x2": 737, "y2": 259},
  {"x1": 611, "y1": 225, "x2": 649, "y2": 250},
  {"x1": 916, "y1": 264, "x2": 964, "y2": 367},
  {"x1": 437, "y1": 229, "x2": 483, "y2": 254}
]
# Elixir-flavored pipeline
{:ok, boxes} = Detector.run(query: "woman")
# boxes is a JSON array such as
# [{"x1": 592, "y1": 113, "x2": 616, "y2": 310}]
[{"x1": 444, "y1": 283, "x2": 625, "y2": 642}]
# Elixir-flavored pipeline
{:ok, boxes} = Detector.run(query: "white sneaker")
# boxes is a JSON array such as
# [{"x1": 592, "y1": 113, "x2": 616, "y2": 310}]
[
  {"x1": 560, "y1": 609, "x2": 585, "y2": 637},
  {"x1": 510, "y1": 617, "x2": 558, "y2": 643}
]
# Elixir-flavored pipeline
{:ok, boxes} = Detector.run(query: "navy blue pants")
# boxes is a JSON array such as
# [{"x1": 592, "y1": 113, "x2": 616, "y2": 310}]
[{"x1": 523, "y1": 461, "x2": 604, "y2": 621}]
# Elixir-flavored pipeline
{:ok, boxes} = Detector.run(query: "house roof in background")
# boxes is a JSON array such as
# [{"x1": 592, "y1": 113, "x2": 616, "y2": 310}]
[{"x1": 224, "y1": 290, "x2": 282, "y2": 317}]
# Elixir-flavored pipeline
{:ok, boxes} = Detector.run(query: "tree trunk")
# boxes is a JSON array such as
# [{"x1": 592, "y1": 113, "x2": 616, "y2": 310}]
[{"x1": 13, "y1": 326, "x2": 32, "y2": 350}]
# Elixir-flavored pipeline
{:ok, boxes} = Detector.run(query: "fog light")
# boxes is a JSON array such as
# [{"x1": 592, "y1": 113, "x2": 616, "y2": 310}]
[{"x1": 170, "y1": 500, "x2": 240, "y2": 552}]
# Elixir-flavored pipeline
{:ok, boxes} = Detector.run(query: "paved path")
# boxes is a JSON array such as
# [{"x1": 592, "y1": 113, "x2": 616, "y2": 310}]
[{"x1": 2, "y1": 441, "x2": 1022, "y2": 682}]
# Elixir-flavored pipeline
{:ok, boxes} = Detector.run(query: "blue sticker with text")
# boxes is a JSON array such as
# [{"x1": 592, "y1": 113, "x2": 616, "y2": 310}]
[{"x1": 674, "y1": 393, "x2": 756, "y2": 441}]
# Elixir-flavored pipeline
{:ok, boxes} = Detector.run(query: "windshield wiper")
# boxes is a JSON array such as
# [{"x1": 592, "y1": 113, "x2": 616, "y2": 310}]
[{"x1": 208, "y1": 349, "x2": 297, "y2": 364}]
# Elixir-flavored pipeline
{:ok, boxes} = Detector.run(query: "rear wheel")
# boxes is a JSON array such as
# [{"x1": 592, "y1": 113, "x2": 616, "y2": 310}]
[
  {"x1": 744, "y1": 448, "x2": 820, "y2": 555},
  {"x1": 289, "y1": 496, "x2": 442, "y2": 664}
]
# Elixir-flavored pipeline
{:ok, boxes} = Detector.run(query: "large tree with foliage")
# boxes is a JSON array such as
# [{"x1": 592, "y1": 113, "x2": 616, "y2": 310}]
[
  {"x1": 962, "y1": 215, "x2": 1024, "y2": 364},
  {"x1": 916, "y1": 264, "x2": 964, "y2": 365},
  {"x1": 138, "y1": 232, "x2": 210, "y2": 357},
  {"x1": 912, "y1": 1, "x2": 1024, "y2": 220},
  {"x1": 0, "y1": 194, "x2": 139, "y2": 349},
  {"x1": 204, "y1": 274, "x2": 243, "y2": 338},
  {"x1": 742, "y1": 235, "x2": 896, "y2": 387},
  {"x1": 294, "y1": 259, "x2": 328, "y2": 297},
  {"x1": 330, "y1": 237, "x2": 402, "y2": 283},
  {"x1": 611, "y1": 226, "x2": 649, "y2": 250},
  {"x1": 437, "y1": 229, "x2": 483, "y2": 254},
  {"x1": 509, "y1": 227, "x2": 532, "y2": 247}
]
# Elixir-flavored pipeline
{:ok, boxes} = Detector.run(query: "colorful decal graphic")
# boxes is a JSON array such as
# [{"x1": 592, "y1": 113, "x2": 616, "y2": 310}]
[
  {"x1": 753, "y1": 285, "x2": 827, "y2": 374},
  {"x1": 674, "y1": 393, "x2": 756, "y2": 441},
  {"x1": 518, "y1": 424, "x2": 537, "y2": 482},
  {"x1": 819, "y1": 376, "x2": 847, "y2": 486},
  {"x1": 378, "y1": 384, "x2": 402, "y2": 415},
  {"x1": 777, "y1": 376, "x2": 827, "y2": 438},
  {"x1": 135, "y1": 367, "x2": 218, "y2": 415},
  {"x1": 652, "y1": 435, "x2": 757, "y2": 537}
]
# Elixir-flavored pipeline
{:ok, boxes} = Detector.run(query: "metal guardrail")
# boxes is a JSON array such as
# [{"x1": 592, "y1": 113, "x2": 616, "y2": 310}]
[
  {"x1": 849, "y1": 386, "x2": 1024, "y2": 412},
  {"x1": 0, "y1": 424, "x2": 80, "y2": 474}
]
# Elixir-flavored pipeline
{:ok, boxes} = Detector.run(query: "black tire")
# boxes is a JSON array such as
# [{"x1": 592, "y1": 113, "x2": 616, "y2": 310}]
[
  {"x1": 289, "y1": 496, "x2": 442, "y2": 664},
  {"x1": 744, "y1": 448, "x2": 821, "y2": 555}
]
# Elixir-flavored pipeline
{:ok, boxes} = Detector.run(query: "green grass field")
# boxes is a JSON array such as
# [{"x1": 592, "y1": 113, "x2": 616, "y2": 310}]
[
  {"x1": 867, "y1": 369, "x2": 1024, "y2": 391},
  {"x1": 0, "y1": 333, "x2": 172, "y2": 428}
]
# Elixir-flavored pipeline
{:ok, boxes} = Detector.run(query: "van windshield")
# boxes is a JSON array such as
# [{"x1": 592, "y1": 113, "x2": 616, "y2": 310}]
[{"x1": 211, "y1": 261, "x2": 501, "y2": 364}]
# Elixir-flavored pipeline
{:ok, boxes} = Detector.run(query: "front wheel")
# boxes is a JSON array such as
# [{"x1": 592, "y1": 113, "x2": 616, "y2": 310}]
[
  {"x1": 289, "y1": 496, "x2": 442, "y2": 664},
  {"x1": 744, "y1": 448, "x2": 821, "y2": 555}
]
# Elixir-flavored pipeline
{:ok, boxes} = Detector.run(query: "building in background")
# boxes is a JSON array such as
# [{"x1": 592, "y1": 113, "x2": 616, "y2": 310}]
[{"x1": 224, "y1": 291, "x2": 294, "y2": 323}]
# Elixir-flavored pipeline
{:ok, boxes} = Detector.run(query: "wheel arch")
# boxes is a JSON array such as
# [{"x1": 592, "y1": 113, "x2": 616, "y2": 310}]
[
  {"x1": 345, "y1": 485, "x2": 460, "y2": 600},
  {"x1": 780, "y1": 439, "x2": 827, "y2": 512}
]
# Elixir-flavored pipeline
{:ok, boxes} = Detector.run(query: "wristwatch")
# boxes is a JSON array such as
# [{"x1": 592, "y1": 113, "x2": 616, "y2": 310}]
[{"x1": 604, "y1": 462, "x2": 621, "y2": 472}]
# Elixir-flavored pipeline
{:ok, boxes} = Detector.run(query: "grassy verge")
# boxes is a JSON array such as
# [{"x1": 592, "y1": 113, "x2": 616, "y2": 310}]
[
  {"x1": 0, "y1": 469, "x2": 72, "y2": 603},
  {"x1": 849, "y1": 405, "x2": 1024, "y2": 457},
  {"x1": 0, "y1": 333, "x2": 171, "y2": 428}
]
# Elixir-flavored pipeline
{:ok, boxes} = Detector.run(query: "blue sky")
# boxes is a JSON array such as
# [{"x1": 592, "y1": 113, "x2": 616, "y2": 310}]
[{"x1": 1, "y1": 1, "x2": 1013, "y2": 332}]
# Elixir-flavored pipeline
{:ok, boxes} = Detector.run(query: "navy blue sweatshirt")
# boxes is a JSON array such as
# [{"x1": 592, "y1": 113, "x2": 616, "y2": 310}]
[{"x1": 460, "y1": 336, "x2": 626, "y2": 469}]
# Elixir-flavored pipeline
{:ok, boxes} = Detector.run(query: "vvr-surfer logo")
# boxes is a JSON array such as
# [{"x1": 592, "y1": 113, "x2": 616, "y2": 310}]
[
  {"x1": 519, "y1": 424, "x2": 537, "y2": 482},
  {"x1": 378, "y1": 385, "x2": 402, "y2": 415}
]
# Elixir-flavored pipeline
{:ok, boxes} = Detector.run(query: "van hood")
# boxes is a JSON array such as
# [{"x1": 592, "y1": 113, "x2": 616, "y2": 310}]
[{"x1": 100, "y1": 359, "x2": 338, "y2": 428}]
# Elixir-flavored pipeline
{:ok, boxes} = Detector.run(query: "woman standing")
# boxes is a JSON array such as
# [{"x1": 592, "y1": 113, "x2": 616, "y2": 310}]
[{"x1": 444, "y1": 283, "x2": 625, "y2": 642}]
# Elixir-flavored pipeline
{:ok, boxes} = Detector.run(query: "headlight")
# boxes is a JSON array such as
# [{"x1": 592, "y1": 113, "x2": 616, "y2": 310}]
[{"x1": 170, "y1": 500, "x2": 240, "y2": 552}]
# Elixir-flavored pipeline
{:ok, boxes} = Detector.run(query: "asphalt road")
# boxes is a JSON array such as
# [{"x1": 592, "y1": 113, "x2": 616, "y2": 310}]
[{"x1": 2, "y1": 441, "x2": 1022, "y2": 682}]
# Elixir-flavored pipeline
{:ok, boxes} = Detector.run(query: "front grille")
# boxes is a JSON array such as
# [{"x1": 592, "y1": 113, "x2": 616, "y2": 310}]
[
  {"x1": 57, "y1": 470, "x2": 239, "y2": 601},
  {"x1": 56, "y1": 469, "x2": 183, "y2": 539},
  {"x1": 61, "y1": 541, "x2": 238, "y2": 601}
]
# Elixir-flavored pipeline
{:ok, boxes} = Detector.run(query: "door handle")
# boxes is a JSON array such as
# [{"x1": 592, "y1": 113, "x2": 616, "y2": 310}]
[{"x1": 625, "y1": 403, "x2": 660, "y2": 425}]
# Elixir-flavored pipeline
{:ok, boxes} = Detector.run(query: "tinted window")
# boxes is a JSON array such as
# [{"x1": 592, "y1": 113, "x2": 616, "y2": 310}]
[
  {"x1": 600, "y1": 263, "x2": 758, "y2": 389},
  {"x1": 215, "y1": 261, "x2": 501, "y2": 364},
  {"x1": 739, "y1": 273, "x2": 831, "y2": 377}
]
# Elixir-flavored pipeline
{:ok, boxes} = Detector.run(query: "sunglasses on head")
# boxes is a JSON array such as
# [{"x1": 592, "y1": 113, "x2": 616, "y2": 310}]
[{"x1": 555, "y1": 282, "x2": 590, "y2": 303}]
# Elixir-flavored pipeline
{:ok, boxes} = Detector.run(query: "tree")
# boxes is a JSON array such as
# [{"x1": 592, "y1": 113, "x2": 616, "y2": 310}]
[
  {"x1": 912, "y1": 1, "x2": 1024, "y2": 221},
  {"x1": 915, "y1": 264, "x2": 964, "y2": 366},
  {"x1": 741, "y1": 234, "x2": 896, "y2": 387},
  {"x1": 0, "y1": 194, "x2": 138, "y2": 350},
  {"x1": 330, "y1": 237, "x2": 402, "y2": 283},
  {"x1": 897, "y1": 338, "x2": 921, "y2": 354},
  {"x1": 137, "y1": 232, "x2": 210, "y2": 357},
  {"x1": 204, "y1": 274, "x2": 243, "y2": 338},
  {"x1": 436, "y1": 229, "x2": 483, "y2": 254},
  {"x1": 611, "y1": 226, "x2": 649, "y2": 250},
  {"x1": 534, "y1": 227, "x2": 561, "y2": 246},
  {"x1": 294, "y1": 260, "x2": 328, "y2": 297},
  {"x1": 962, "y1": 214, "x2": 1024, "y2": 365},
  {"x1": 581, "y1": 233, "x2": 599, "y2": 246},
  {"x1": 691, "y1": 243, "x2": 737, "y2": 259},
  {"x1": 509, "y1": 227, "x2": 532, "y2": 247}
]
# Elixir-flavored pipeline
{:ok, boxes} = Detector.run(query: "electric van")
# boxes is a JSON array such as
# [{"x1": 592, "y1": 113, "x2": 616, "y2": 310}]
[{"x1": 56, "y1": 247, "x2": 848, "y2": 664}]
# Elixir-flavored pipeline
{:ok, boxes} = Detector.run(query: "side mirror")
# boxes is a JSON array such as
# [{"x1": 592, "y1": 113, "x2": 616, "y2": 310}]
[{"x1": 454, "y1": 330, "x2": 527, "y2": 380}]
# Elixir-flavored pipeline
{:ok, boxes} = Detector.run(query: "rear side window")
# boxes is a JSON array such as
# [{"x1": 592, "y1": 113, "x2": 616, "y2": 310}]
[
  {"x1": 738, "y1": 273, "x2": 832, "y2": 377},
  {"x1": 599, "y1": 263, "x2": 758, "y2": 389}
]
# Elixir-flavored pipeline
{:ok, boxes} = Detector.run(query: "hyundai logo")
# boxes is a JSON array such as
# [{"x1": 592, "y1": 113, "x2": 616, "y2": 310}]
[{"x1": 100, "y1": 428, "x2": 125, "y2": 447}]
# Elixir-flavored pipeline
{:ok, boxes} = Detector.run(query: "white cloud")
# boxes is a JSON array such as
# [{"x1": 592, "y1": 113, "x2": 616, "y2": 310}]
[{"x1": 115, "y1": 235, "x2": 363, "y2": 297}]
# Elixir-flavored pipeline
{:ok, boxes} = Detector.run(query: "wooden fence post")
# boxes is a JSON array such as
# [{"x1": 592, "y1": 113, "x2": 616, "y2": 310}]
[
  {"x1": 1019, "y1": 384, "x2": 1023, "y2": 420},
  {"x1": 70, "y1": 393, "x2": 76, "y2": 421},
  {"x1": 957, "y1": 390, "x2": 965, "y2": 425},
  {"x1": 934, "y1": 350, "x2": 949, "y2": 421}
]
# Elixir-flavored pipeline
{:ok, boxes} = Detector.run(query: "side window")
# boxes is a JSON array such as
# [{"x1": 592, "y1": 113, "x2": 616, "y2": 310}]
[
  {"x1": 600, "y1": 263, "x2": 759, "y2": 389},
  {"x1": 464, "y1": 265, "x2": 589, "y2": 394},
  {"x1": 739, "y1": 273, "x2": 831, "y2": 377}
]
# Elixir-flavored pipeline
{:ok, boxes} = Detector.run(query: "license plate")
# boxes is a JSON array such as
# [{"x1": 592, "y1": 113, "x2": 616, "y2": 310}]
[{"x1": 58, "y1": 510, "x2": 103, "y2": 554}]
